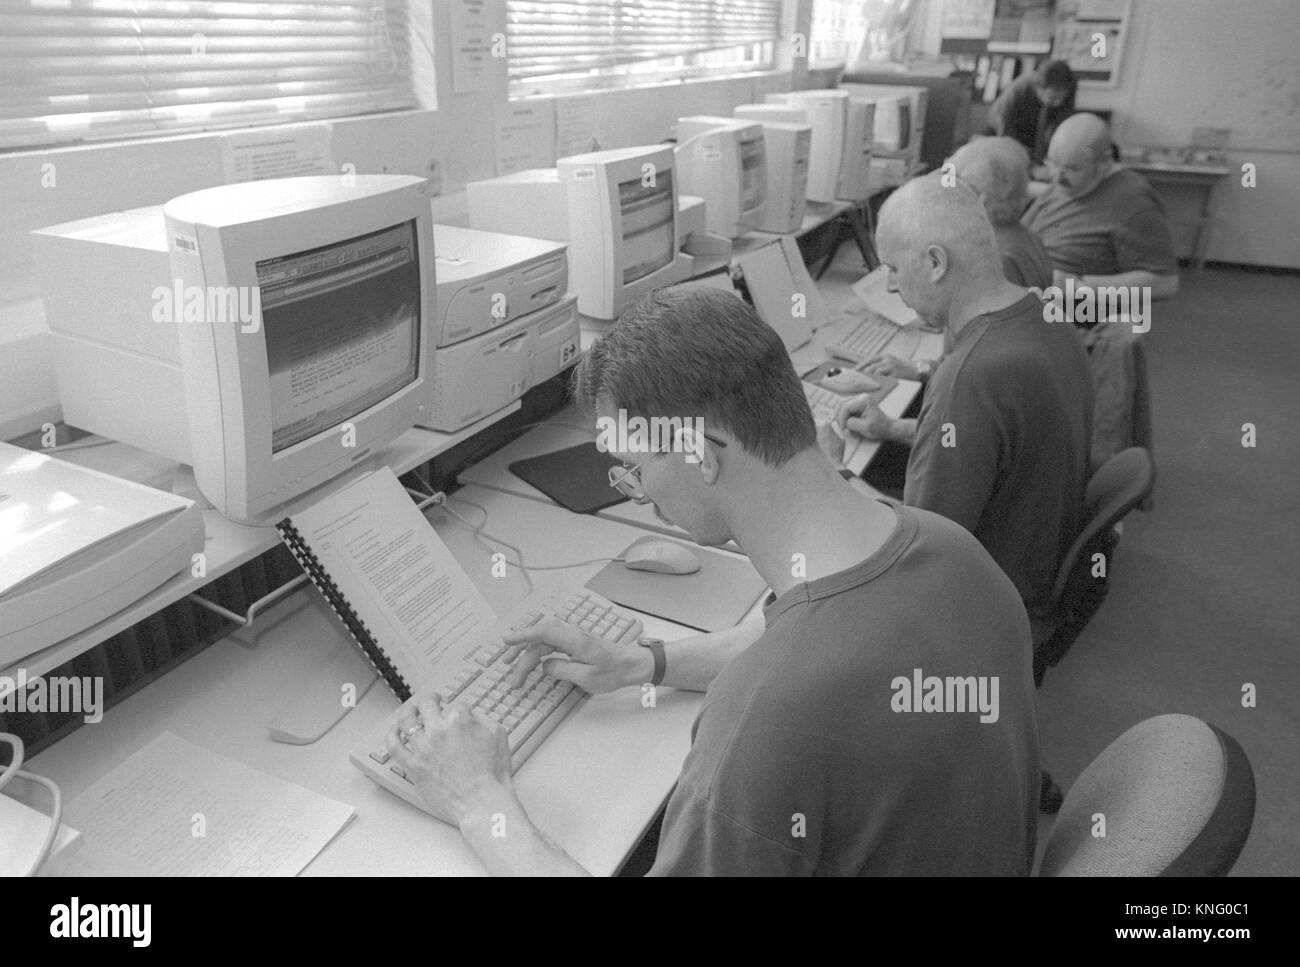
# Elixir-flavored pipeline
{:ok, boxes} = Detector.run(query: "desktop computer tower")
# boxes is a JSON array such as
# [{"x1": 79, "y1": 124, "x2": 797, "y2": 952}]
[{"x1": 748, "y1": 121, "x2": 811, "y2": 234}]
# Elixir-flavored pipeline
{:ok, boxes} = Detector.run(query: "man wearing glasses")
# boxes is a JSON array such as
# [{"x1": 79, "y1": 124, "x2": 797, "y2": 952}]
[
  {"x1": 1024, "y1": 113, "x2": 1180, "y2": 303},
  {"x1": 383, "y1": 287, "x2": 1040, "y2": 876}
]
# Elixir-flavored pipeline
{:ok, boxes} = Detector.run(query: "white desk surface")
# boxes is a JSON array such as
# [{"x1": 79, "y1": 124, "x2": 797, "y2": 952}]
[{"x1": 29, "y1": 485, "x2": 760, "y2": 877}]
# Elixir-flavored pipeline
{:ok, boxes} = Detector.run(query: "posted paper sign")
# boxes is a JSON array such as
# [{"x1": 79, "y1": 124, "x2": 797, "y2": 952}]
[
  {"x1": 221, "y1": 124, "x2": 335, "y2": 183},
  {"x1": 493, "y1": 101, "x2": 556, "y2": 175}
]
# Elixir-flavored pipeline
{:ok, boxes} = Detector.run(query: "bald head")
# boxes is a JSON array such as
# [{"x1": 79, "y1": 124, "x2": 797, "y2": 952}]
[
  {"x1": 877, "y1": 172, "x2": 1001, "y2": 273},
  {"x1": 1049, "y1": 113, "x2": 1111, "y2": 165},
  {"x1": 1045, "y1": 113, "x2": 1113, "y2": 196},
  {"x1": 948, "y1": 137, "x2": 1031, "y2": 224},
  {"x1": 873, "y1": 172, "x2": 1011, "y2": 329}
]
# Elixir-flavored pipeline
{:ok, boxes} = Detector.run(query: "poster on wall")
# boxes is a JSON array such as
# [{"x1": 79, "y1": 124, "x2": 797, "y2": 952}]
[
  {"x1": 942, "y1": 0, "x2": 997, "y2": 40},
  {"x1": 1053, "y1": 0, "x2": 1130, "y2": 87}
]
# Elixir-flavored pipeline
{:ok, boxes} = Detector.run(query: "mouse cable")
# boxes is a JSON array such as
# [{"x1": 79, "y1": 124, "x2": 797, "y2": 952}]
[{"x1": 0, "y1": 732, "x2": 63, "y2": 877}]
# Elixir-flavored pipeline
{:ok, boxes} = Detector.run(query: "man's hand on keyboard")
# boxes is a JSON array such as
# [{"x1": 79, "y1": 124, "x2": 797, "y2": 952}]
[
  {"x1": 863, "y1": 353, "x2": 921, "y2": 381},
  {"x1": 502, "y1": 618, "x2": 651, "y2": 694},
  {"x1": 835, "y1": 393, "x2": 896, "y2": 442},
  {"x1": 386, "y1": 694, "x2": 513, "y2": 826}
]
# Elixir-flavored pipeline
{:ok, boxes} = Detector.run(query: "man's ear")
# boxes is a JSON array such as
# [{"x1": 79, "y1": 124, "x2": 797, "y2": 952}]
[
  {"x1": 925, "y1": 243, "x2": 949, "y2": 282},
  {"x1": 675, "y1": 425, "x2": 721, "y2": 483}
]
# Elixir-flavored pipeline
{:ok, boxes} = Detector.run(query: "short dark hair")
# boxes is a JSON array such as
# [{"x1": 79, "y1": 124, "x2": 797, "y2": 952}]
[
  {"x1": 572, "y1": 287, "x2": 817, "y2": 467},
  {"x1": 1037, "y1": 59, "x2": 1077, "y2": 94}
]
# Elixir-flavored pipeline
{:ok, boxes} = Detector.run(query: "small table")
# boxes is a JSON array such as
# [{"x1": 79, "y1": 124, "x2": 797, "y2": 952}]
[{"x1": 1124, "y1": 161, "x2": 1231, "y2": 273}]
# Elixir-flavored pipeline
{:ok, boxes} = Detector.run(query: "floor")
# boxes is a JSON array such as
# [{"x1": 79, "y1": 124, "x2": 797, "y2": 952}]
[{"x1": 1029, "y1": 266, "x2": 1300, "y2": 875}]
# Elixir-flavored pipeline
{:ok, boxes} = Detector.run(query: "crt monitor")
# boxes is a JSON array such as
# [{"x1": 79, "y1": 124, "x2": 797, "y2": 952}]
[
  {"x1": 163, "y1": 176, "x2": 436, "y2": 522},
  {"x1": 774, "y1": 90, "x2": 873, "y2": 200},
  {"x1": 467, "y1": 145, "x2": 685, "y2": 320},
  {"x1": 674, "y1": 117, "x2": 767, "y2": 239},
  {"x1": 35, "y1": 175, "x2": 437, "y2": 524}
]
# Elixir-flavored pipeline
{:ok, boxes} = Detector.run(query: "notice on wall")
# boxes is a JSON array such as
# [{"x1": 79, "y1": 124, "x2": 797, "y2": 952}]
[
  {"x1": 555, "y1": 94, "x2": 599, "y2": 158},
  {"x1": 493, "y1": 100, "x2": 556, "y2": 175},
  {"x1": 451, "y1": 0, "x2": 505, "y2": 93},
  {"x1": 221, "y1": 123, "x2": 335, "y2": 183}
]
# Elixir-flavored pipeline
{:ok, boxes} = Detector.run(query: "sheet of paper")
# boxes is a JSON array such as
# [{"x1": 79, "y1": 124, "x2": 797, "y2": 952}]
[
  {"x1": 220, "y1": 123, "x2": 334, "y2": 183},
  {"x1": 555, "y1": 94, "x2": 599, "y2": 158},
  {"x1": 941, "y1": 0, "x2": 995, "y2": 39},
  {"x1": 493, "y1": 100, "x2": 556, "y2": 175},
  {"x1": 450, "y1": 0, "x2": 503, "y2": 93},
  {"x1": 46, "y1": 732, "x2": 354, "y2": 876},
  {"x1": 289, "y1": 467, "x2": 499, "y2": 693},
  {"x1": 850, "y1": 266, "x2": 920, "y2": 327}
]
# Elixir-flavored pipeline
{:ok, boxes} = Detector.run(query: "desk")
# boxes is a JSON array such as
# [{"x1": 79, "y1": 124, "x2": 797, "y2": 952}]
[
  {"x1": 1124, "y1": 161, "x2": 1231, "y2": 273},
  {"x1": 29, "y1": 486, "x2": 732, "y2": 876}
]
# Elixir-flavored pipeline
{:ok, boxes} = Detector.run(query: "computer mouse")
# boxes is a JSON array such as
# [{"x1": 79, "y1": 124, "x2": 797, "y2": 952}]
[
  {"x1": 623, "y1": 539, "x2": 702, "y2": 575},
  {"x1": 821, "y1": 368, "x2": 881, "y2": 394}
]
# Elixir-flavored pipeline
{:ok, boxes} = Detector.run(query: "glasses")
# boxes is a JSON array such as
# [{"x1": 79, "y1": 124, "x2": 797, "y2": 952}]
[{"x1": 607, "y1": 434, "x2": 727, "y2": 504}]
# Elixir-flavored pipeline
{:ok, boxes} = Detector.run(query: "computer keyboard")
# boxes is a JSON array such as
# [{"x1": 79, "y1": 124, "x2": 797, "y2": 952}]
[
  {"x1": 804, "y1": 381, "x2": 847, "y2": 423},
  {"x1": 350, "y1": 587, "x2": 643, "y2": 815},
  {"x1": 827, "y1": 315, "x2": 922, "y2": 364}
]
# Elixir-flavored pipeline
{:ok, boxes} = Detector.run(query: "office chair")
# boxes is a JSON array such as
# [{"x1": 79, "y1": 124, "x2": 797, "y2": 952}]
[
  {"x1": 1037, "y1": 714, "x2": 1255, "y2": 876},
  {"x1": 1034, "y1": 447, "x2": 1156, "y2": 684}
]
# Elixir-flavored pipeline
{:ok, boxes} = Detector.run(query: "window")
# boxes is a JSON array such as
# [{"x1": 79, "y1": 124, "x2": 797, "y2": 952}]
[
  {"x1": 810, "y1": 0, "x2": 918, "y2": 67},
  {"x1": 507, "y1": 1, "x2": 782, "y2": 96},
  {"x1": 0, "y1": 0, "x2": 417, "y2": 151}
]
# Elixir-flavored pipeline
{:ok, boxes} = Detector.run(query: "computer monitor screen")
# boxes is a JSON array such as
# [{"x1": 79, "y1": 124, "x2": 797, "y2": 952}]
[
  {"x1": 620, "y1": 169, "x2": 676, "y2": 284},
  {"x1": 259, "y1": 221, "x2": 421, "y2": 453}
]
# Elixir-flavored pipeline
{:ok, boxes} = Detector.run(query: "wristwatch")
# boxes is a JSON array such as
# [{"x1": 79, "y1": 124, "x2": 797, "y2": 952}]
[{"x1": 637, "y1": 636, "x2": 666, "y2": 686}]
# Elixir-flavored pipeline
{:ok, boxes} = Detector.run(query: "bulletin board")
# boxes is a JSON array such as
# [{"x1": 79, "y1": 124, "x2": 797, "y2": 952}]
[{"x1": 1053, "y1": 0, "x2": 1129, "y2": 87}]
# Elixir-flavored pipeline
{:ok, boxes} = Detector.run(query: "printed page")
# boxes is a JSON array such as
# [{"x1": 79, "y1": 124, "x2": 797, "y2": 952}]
[
  {"x1": 46, "y1": 732, "x2": 353, "y2": 877},
  {"x1": 289, "y1": 467, "x2": 498, "y2": 692}
]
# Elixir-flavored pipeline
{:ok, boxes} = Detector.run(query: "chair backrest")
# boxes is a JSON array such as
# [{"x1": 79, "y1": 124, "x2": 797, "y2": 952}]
[
  {"x1": 1051, "y1": 447, "x2": 1156, "y2": 605},
  {"x1": 1038, "y1": 714, "x2": 1255, "y2": 876}
]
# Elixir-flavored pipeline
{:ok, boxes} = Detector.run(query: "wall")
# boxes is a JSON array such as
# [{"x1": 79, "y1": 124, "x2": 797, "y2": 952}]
[{"x1": 0, "y1": 2, "x2": 796, "y2": 439}]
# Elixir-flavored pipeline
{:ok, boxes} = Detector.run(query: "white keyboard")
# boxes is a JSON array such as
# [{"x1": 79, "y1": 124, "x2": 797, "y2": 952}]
[
  {"x1": 804, "y1": 381, "x2": 864, "y2": 465},
  {"x1": 828, "y1": 315, "x2": 922, "y2": 364},
  {"x1": 351, "y1": 587, "x2": 643, "y2": 815}
]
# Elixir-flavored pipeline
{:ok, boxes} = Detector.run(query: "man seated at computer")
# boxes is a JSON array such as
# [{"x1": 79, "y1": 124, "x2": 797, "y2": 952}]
[
  {"x1": 949, "y1": 137, "x2": 1054, "y2": 289},
  {"x1": 1023, "y1": 113, "x2": 1180, "y2": 301},
  {"x1": 829, "y1": 173, "x2": 1093, "y2": 665},
  {"x1": 383, "y1": 287, "x2": 1040, "y2": 876}
]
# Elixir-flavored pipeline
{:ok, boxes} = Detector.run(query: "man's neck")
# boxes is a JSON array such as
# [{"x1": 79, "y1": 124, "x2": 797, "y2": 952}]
[
  {"x1": 725, "y1": 453, "x2": 898, "y2": 599},
  {"x1": 945, "y1": 278, "x2": 1031, "y2": 339}
]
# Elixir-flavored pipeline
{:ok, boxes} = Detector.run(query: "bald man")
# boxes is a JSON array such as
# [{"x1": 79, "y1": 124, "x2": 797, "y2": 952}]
[
  {"x1": 1024, "y1": 113, "x2": 1180, "y2": 300},
  {"x1": 833, "y1": 173, "x2": 1093, "y2": 655},
  {"x1": 949, "y1": 137, "x2": 1054, "y2": 289}
]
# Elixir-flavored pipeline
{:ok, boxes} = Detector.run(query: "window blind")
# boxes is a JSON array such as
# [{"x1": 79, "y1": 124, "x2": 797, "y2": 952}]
[
  {"x1": 0, "y1": 0, "x2": 415, "y2": 151},
  {"x1": 507, "y1": 0, "x2": 782, "y2": 92}
]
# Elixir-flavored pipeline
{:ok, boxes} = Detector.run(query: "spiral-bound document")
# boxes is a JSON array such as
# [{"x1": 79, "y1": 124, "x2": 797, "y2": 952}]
[{"x1": 276, "y1": 467, "x2": 498, "y2": 700}]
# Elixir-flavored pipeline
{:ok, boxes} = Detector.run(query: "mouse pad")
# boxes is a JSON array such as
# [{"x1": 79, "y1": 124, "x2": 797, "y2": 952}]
[
  {"x1": 585, "y1": 537, "x2": 770, "y2": 633},
  {"x1": 509, "y1": 442, "x2": 628, "y2": 514}
]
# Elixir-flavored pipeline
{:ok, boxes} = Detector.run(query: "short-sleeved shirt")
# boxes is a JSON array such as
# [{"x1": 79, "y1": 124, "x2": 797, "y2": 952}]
[
  {"x1": 648, "y1": 504, "x2": 1040, "y2": 876},
  {"x1": 1023, "y1": 167, "x2": 1178, "y2": 278},
  {"x1": 995, "y1": 221, "x2": 1054, "y2": 289},
  {"x1": 987, "y1": 74, "x2": 1074, "y2": 164},
  {"x1": 904, "y1": 293, "x2": 1093, "y2": 637}
]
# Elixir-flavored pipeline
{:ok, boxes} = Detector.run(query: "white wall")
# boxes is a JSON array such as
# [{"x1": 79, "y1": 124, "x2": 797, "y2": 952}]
[{"x1": 0, "y1": 2, "x2": 795, "y2": 439}]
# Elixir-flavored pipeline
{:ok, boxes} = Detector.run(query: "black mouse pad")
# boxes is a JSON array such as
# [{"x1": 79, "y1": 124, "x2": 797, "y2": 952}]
[
  {"x1": 509, "y1": 442, "x2": 628, "y2": 514},
  {"x1": 585, "y1": 537, "x2": 770, "y2": 633}
]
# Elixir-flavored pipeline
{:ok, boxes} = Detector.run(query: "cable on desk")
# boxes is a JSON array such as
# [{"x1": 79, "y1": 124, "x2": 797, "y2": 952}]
[{"x1": 0, "y1": 732, "x2": 63, "y2": 877}]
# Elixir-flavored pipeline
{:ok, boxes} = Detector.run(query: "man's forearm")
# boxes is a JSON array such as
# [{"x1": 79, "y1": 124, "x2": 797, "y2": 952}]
[
  {"x1": 459, "y1": 788, "x2": 591, "y2": 876},
  {"x1": 1081, "y1": 269, "x2": 1179, "y2": 299},
  {"x1": 889, "y1": 417, "x2": 918, "y2": 447},
  {"x1": 653, "y1": 616, "x2": 766, "y2": 692}
]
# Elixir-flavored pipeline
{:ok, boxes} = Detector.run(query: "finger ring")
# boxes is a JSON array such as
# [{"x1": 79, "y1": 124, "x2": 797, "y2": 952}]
[{"x1": 403, "y1": 723, "x2": 422, "y2": 739}]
